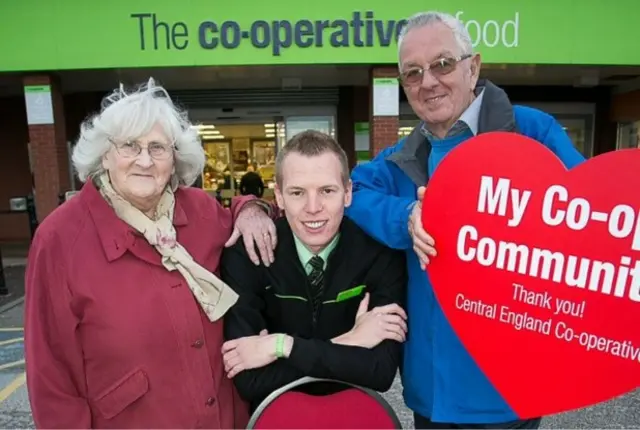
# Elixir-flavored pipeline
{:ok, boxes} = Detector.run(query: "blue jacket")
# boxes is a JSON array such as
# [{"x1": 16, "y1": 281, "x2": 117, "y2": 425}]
[{"x1": 345, "y1": 80, "x2": 586, "y2": 424}]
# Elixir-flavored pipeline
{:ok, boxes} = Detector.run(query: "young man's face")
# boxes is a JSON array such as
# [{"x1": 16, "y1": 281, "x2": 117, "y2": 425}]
[{"x1": 275, "y1": 151, "x2": 352, "y2": 254}]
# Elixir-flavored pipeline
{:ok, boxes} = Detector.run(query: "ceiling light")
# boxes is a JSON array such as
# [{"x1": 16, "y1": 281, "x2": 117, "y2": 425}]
[{"x1": 202, "y1": 135, "x2": 225, "y2": 140}]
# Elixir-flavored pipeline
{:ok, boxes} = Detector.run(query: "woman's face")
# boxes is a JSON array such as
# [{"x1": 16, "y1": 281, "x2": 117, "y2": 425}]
[{"x1": 102, "y1": 123, "x2": 175, "y2": 213}]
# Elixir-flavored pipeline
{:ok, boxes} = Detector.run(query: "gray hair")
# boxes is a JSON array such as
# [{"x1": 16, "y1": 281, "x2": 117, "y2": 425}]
[
  {"x1": 71, "y1": 78, "x2": 205, "y2": 187},
  {"x1": 397, "y1": 11, "x2": 474, "y2": 69}
]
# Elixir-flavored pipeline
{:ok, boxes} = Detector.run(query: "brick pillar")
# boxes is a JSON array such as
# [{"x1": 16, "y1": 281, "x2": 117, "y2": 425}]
[
  {"x1": 22, "y1": 75, "x2": 70, "y2": 221},
  {"x1": 369, "y1": 66, "x2": 400, "y2": 157}
]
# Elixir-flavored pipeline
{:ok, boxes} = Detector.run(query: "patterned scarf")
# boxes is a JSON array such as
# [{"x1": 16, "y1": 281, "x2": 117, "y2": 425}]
[{"x1": 96, "y1": 173, "x2": 238, "y2": 321}]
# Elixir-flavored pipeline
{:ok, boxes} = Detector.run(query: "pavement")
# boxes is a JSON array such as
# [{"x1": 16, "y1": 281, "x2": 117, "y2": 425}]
[
  {"x1": 0, "y1": 266, "x2": 26, "y2": 309},
  {"x1": 0, "y1": 242, "x2": 28, "y2": 309},
  {"x1": 0, "y1": 298, "x2": 31, "y2": 429},
  {"x1": 384, "y1": 373, "x2": 640, "y2": 429},
  {"x1": 0, "y1": 262, "x2": 637, "y2": 428}
]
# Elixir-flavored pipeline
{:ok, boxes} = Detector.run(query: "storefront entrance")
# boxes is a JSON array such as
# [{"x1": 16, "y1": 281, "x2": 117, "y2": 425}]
[
  {"x1": 190, "y1": 107, "x2": 337, "y2": 202},
  {"x1": 195, "y1": 121, "x2": 279, "y2": 200}
]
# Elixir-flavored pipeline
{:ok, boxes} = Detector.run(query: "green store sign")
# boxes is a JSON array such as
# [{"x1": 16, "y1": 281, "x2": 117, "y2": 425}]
[{"x1": 0, "y1": 0, "x2": 637, "y2": 72}]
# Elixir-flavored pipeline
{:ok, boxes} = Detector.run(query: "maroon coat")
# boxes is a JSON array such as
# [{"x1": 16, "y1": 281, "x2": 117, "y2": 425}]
[{"x1": 24, "y1": 181, "x2": 254, "y2": 429}]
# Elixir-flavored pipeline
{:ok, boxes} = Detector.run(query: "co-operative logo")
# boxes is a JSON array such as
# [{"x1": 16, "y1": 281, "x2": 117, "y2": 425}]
[
  {"x1": 131, "y1": 12, "x2": 407, "y2": 55},
  {"x1": 131, "y1": 11, "x2": 520, "y2": 56}
]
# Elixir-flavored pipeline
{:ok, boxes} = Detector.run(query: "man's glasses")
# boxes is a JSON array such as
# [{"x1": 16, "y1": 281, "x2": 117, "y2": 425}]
[
  {"x1": 398, "y1": 54, "x2": 473, "y2": 86},
  {"x1": 109, "y1": 138, "x2": 174, "y2": 160}
]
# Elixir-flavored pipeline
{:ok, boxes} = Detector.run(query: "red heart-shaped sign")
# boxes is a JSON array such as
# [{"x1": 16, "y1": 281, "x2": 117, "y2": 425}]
[{"x1": 422, "y1": 131, "x2": 640, "y2": 419}]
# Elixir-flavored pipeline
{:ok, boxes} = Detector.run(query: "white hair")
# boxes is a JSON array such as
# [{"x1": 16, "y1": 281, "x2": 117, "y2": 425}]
[
  {"x1": 397, "y1": 11, "x2": 474, "y2": 70},
  {"x1": 71, "y1": 78, "x2": 205, "y2": 187}
]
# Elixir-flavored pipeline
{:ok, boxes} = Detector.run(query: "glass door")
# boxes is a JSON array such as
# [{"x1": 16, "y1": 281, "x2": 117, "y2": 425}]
[
  {"x1": 195, "y1": 120, "x2": 278, "y2": 201},
  {"x1": 275, "y1": 120, "x2": 287, "y2": 151},
  {"x1": 516, "y1": 103, "x2": 595, "y2": 158},
  {"x1": 616, "y1": 121, "x2": 640, "y2": 150},
  {"x1": 554, "y1": 116, "x2": 593, "y2": 157},
  {"x1": 283, "y1": 116, "x2": 336, "y2": 144}
]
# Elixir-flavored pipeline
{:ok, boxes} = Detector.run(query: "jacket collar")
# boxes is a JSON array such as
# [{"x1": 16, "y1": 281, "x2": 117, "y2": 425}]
[
  {"x1": 421, "y1": 87, "x2": 485, "y2": 139},
  {"x1": 275, "y1": 216, "x2": 360, "y2": 266},
  {"x1": 386, "y1": 79, "x2": 518, "y2": 187},
  {"x1": 81, "y1": 179, "x2": 189, "y2": 262}
]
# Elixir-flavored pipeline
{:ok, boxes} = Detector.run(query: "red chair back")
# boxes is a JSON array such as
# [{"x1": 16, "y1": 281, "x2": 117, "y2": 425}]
[{"x1": 247, "y1": 377, "x2": 402, "y2": 429}]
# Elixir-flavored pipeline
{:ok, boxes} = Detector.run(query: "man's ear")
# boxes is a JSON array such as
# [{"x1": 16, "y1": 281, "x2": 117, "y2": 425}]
[
  {"x1": 344, "y1": 179, "x2": 353, "y2": 208},
  {"x1": 274, "y1": 183, "x2": 285, "y2": 210},
  {"x1": 469, "y1": 53, "x2": 482, "y2": 89}
]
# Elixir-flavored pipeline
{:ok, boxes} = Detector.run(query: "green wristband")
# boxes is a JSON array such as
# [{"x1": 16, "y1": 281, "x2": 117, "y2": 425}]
[{"x1": 275, "y1": 333, "x2": 285, "y2": 358}]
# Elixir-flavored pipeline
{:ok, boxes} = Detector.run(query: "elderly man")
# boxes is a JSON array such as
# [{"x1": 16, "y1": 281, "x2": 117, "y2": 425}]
[{"x1": 345, "y1": 10, "x2": 586, "y2": 430}]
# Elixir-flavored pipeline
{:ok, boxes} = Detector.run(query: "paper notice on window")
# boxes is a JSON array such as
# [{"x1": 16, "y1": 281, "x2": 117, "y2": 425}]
[
  {"x1": 373, "y1": 78, "x2": 399, "y2": 116},
  {"x1": 24, "y1": 85, "x2": 54, "y2": 125}
]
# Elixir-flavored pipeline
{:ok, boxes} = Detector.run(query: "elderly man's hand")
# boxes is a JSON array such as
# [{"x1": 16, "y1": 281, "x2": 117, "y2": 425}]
[
  {"x1": 408, "y1": 186, "x2": 437, "y2": 269},
  {"x1": 225, "y1": 202, "x2": 277, "y2": 266}
]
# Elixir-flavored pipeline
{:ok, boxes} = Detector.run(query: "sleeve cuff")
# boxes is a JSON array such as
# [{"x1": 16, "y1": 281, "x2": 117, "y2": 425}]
[
  {"x1": 246, "y1": 199, "x2": 273, "y2": 218},
  {"x1": 405, "y1": 200, "x2": 418, "y2": 231},
  {"x1": 285, "y1": 337, "x2": 316, "y2": 374}
]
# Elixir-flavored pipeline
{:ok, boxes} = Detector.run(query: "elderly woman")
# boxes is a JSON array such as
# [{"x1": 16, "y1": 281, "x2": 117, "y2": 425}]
[{"x1": 24, "y1": 79, "x2": 277, "y2": 429}]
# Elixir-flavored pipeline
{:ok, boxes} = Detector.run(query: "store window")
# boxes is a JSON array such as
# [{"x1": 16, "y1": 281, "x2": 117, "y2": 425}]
[
  {"x1": 397, "y1": 102, "x2": 595, "y2": 157},
  {"x1": 616, "y1": 121, "x2": 640, "y2": 149},
  {"x1": 195, "y1": 123, "x2": 277, "y2": 200},
  {"x1": 398, "y1": 118, "x2": 419, "y2": 138},
  {"x1": 514, "y1": 103, "x2": 595, "y2": 158},
  {"x1": 555, "y1": 116, "x2": 593, "y2": 157},
  {"x1": 398, "y1": 104, "x2": 421, "y2": 138},
  {"x1": 283, "y1": 116, "x2": 335, "y2": 144},
  {"x1": 193, "y1": 114, "x2": 336, "y2": 201}
]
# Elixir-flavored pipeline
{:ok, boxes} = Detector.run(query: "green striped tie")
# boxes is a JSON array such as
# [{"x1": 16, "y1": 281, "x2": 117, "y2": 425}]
[{"x1": 308, "y1": 256, "x2": 325, "y2": 319}]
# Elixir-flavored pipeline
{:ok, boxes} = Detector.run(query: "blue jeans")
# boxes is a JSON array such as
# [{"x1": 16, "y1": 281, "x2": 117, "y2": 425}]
[{"x1": 413, "y1": 413, "x2": 542, "y2": 429}]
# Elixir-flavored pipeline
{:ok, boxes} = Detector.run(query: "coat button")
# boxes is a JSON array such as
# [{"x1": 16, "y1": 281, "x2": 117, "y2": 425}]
[
  {"x1": 206, "y1": 397, "x2": 216, "y2": 406},
  {"x1": 192, "y1": 339, "x2": 204, "y2": 348}
]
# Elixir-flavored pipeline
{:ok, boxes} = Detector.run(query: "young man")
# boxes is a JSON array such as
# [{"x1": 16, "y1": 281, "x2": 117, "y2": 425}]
[{"x1": 220, "y1": 130, "x2": 408, "y2": 411}]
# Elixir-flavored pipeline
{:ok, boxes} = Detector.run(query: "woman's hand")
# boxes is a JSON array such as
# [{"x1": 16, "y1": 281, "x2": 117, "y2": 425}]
[{"x1": 226, "y1": 202, "x2": 277, "y2": 266}]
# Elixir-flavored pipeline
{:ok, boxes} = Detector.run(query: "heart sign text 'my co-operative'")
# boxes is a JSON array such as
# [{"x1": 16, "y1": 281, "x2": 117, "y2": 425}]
[{"x1": 421, "y1": 131, "x2": 640, "y2": 419}]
